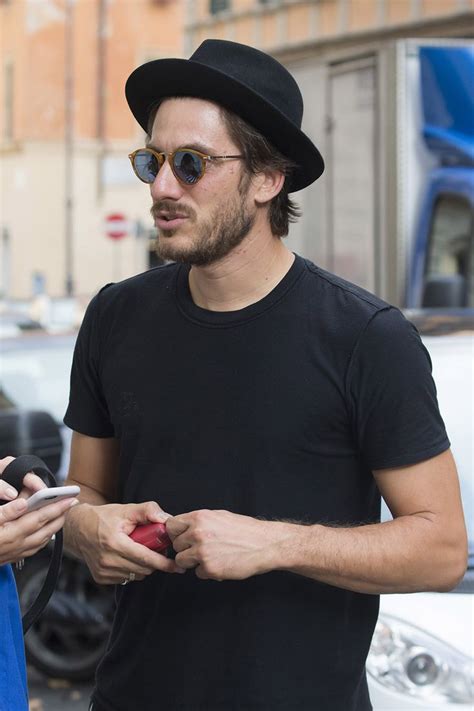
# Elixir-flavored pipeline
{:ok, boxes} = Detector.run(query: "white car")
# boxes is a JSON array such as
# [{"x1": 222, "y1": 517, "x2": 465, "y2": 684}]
[
  {"x1": 368, "y1": 318, "x2": 474, "y2": 710},
  {"x1": 0, "y1": 331, "x2": 75, "y2": 480}
]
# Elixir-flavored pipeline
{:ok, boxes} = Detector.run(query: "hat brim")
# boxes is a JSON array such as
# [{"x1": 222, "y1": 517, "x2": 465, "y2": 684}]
[{"x1": 125, "y1": 58, "x2": 324, "y2": 193}]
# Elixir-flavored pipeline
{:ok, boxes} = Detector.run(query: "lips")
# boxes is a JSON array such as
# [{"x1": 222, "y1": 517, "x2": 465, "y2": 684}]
[
  {"x1": 157, "y1": 211, "x2": 188, "y2": 221},
  {"x1": 152, "y1": 202, "x2": 193, "y2": 231},
  {"x1": 154, "y1": 213, "x2": 189, "y2": 230}
]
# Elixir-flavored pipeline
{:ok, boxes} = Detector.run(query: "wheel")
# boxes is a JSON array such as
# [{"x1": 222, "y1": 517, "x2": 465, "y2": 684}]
[{"x1": 15, "y1": 551, "x2": 115, "y2": 681}]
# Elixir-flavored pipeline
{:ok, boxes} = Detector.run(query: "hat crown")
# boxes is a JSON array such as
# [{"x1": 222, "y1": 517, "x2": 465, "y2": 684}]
[
  {"x1": 190, "y1": 40, "x2": 304, "y2": 129},
  {"x1": 124, "y1": 39, "x2": 324, "y2": 191}
]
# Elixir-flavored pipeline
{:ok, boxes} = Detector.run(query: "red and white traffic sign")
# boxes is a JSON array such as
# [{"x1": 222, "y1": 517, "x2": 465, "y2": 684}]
[{"x1": 105, "y1": 213, "x2": 129, "y2": 240}]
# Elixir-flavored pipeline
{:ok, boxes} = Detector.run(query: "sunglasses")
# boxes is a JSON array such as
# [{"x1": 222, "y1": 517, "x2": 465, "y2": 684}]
[{"x1": 128, "y1": 147, "x2": 244, "y2": 187}]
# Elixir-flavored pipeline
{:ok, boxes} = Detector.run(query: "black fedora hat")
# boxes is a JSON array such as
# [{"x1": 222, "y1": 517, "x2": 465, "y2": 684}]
[{"x1": 125, "y1": 39, "x2": 324, "y2": 193}]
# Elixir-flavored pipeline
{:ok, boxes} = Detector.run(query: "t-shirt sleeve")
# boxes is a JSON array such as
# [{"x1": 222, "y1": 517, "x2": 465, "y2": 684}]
[
  {"x1": 347, "y1": 307, "x2": 450, "y2": 470},
  {"x1": 64, "y1": 289, "x2": 115, "y2": 438}
]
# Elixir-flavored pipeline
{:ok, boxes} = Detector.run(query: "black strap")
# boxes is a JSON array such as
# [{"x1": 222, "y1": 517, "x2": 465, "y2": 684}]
[
  {"x1": 1, "y1": 455, "x2": 64, "y2": 634},
  {"x1": 1, "y1": 455, "x2": 57, "y2": 493}
]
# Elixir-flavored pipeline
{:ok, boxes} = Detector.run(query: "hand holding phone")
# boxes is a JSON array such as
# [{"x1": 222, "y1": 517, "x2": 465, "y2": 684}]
[{"x1": 25, "y1": 485, "x2": 80, "y2": 513}]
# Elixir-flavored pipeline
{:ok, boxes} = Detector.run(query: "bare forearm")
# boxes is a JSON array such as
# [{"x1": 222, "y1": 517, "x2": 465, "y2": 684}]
[
  {"x1": 270, "y1": 515, "x2": 467, "y2": 594},
  {"x1": 63, "y1": 480, "x2": 109, "y2": 559}
]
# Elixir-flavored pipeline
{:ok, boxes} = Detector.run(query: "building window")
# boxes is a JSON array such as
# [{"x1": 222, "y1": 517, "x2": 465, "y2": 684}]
[
  {"x1": 3, "y1": 61, "x2": 14, "y2": 141},
  {"x1": 209, "y1": 0, "x2": 230, "y2": 14}
]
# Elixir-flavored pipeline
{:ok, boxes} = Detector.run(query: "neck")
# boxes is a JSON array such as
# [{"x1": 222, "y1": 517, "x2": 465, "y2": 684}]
[{"x1": 188, "y1": 225, "x2": 294, "y2": 312}]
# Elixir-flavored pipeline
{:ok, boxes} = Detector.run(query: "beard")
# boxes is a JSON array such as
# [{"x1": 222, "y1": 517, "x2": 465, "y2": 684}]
[{"x1": 151, "y1": 182, "x2": 256, "y2": 267}]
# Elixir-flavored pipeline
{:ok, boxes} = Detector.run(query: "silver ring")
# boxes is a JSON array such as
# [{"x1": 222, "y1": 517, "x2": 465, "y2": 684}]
[{"x1": 120, "y1": 572, "x2": 136, "y2": 586}]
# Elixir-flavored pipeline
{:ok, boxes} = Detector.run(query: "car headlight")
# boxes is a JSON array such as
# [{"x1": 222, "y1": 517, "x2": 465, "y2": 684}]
[{"x1": 367, "y1": 613, "x2": 474, "y2": 704}]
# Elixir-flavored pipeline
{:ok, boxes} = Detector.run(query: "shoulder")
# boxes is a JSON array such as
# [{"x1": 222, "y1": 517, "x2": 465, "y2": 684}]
[
  {"x1": 301, "y1": 258, "x2": 391, "y2": 315},
  {"x1": 297, "y1": 258, "x2": 426, "y2": 365},
  {"x1": 77, "y1": 263, "x2": 179, "y2": 347},
  {"x1": 86, "y1": 262, "x2": 180, "y2": 323},
  {"x1": 97, "y1": 262, "x2": 179, "y2": 307},
  {"x1": 298, "y1": 257, "x2": 407, "y2": 345}
]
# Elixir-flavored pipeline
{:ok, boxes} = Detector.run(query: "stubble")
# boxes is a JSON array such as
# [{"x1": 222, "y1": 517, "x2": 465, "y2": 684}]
[{"x1": 151, "y1": 176, "x2": 256, "y2": 266}]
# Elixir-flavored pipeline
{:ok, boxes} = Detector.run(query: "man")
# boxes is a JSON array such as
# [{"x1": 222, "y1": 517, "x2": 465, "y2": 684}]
[{"x1": 63, "y1": 40, "x2": 467, "y2": 711}]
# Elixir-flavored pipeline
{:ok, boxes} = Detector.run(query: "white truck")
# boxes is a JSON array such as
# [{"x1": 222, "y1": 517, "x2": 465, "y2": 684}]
[{"x1": 285, "y1": 39, "x2": 474, "y2": 310}]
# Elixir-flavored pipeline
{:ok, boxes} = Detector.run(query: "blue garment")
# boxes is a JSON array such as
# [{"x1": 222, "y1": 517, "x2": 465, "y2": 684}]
[{"x1": 0, "y1": 564, "x2": 28, "y2": 711}]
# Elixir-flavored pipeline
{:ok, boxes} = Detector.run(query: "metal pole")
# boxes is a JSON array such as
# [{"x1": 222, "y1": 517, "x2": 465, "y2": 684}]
[
  {"x1": 64, "y1": 0, "x2": 75, "y2": 296},
  {"x1": 97, "y1": 0, "x2": 107, "y2": 199},
  {"x1": 114, "y1": 242, "x2": 120, "y2": 282}
]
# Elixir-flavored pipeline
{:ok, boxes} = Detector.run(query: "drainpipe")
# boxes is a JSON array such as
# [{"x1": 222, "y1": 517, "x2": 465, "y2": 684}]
[
  {"x1": 97, "y1": 0, "x2": 107, "y2": 199},
  {"x1": 64, "y1": 0, "x2": 75, "y2": 296}
]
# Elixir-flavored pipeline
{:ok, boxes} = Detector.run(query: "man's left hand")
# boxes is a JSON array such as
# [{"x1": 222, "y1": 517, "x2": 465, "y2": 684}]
[{"x1": 166, "y1": 510, "x2": 290, "y2": 580}]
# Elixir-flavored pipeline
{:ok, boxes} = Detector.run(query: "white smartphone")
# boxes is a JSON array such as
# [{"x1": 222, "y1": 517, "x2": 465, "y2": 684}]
[{"x1": 25, "y1": 485, "x2": 80, "y2": 513}]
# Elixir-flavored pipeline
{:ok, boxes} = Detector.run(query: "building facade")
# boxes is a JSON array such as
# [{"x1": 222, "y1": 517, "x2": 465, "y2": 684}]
[
  {"x1": 0, "y1": 0, "x2": 472, "y2": 304},
  {"x1": 0, "y1": 0, "x2": 184, "y2": 301}
]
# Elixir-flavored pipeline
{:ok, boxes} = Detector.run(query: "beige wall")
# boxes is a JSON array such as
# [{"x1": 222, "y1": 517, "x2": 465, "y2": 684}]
[
  {"x1": 0, "y1": 0, "x2": 184, "y2": 301},
  {"x1": 0, "y1": 138, "x2": 157, "y2": 299}
]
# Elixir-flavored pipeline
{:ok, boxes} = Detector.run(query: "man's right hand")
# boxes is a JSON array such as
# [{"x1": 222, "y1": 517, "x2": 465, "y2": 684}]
[{"x1": 65, "y1": 501, "x2": 186, "y2": 584}]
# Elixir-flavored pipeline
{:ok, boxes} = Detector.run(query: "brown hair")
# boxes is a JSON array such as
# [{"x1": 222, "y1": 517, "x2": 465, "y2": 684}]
[
  {"x1": 146, "y1": 100, "x2": 301, "y2": 236},
  {"x1": 218, "y1": 107, "x2": 300, "y2": 237}
]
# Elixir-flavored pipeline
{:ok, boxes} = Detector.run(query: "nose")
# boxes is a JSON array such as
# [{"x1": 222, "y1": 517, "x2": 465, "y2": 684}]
[{"x1": 150, "y1": 156, "x2": 183, "y2": 202}]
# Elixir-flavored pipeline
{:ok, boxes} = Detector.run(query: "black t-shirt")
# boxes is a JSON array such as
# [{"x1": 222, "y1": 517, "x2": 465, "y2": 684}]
[{"x1": 65, "y1": 255, "x2": 449, "y2": 711}]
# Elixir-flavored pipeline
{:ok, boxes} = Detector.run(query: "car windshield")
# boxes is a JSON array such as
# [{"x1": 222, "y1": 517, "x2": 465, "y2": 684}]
[{"x1": 0, "y1": 334, "x2": 76, "y2": 423}]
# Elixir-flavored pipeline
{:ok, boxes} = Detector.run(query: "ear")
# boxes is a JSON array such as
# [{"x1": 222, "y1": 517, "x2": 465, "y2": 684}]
[{"x1": 252, "y1": 169, "x2": 285, "y2": 206}]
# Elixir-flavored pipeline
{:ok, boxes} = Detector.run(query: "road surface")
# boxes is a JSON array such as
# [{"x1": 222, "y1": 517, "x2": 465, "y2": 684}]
[{"x1": 27, "y1": 666, "x2": 93, "y2": 711}]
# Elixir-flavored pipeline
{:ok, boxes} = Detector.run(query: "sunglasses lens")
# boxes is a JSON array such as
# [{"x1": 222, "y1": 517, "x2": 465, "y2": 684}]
[
  {"x1": 133, "y1": 149, "x2": 160, "y2": 183},
  {"x1": 173, "y1": 151, "x2": 203, "y2": 185}
]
